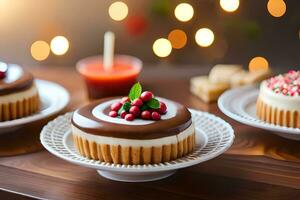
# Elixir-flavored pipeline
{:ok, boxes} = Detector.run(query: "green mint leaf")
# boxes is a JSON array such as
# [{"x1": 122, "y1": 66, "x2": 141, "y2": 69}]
[
  {"x1": 146, "y1": 98, "x2": 160, "y2": 109},
  {"x1": 140, "y1": 104, "x2": 150, "y2": 111},
  {"x1": 118, "y1": 102, "x2": 131, "y2": 115},
  {"x1": 129, "y1": 82, "x2": 142, "y2": 101}
]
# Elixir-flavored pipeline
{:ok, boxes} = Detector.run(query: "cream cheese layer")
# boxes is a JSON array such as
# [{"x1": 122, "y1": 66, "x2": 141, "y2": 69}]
[
  {"x1": 72, "y1": 122, "x2": 195, "y2": 147},
  {"x1": 0, "y1": 84, "x2": 38, "y2": 104}
]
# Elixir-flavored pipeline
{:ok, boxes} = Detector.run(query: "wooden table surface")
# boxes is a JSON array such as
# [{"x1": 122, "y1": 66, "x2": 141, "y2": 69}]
[{"x1": 0, "y1": 65, "x2": 300, "y2": 200}]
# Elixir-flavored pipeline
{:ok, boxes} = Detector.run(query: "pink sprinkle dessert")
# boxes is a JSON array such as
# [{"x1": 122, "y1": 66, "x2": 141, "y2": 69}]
[
  {"x1": 256, "y1": 70, "x2": 300, "y2": 128},
  {"x1": 266, "y1": 70, "x2": 300, "y2": 96}
]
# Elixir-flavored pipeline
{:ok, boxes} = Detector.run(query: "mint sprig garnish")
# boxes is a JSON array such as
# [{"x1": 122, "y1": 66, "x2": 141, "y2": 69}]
[
  {"x1": 146, "y1": 98, "x2": 160, "y2": 109},
  {"x1": 129, "y1": 82, "x2": 142, "y2": 101},
  {"x1": 140, "y1": 104, "x2": 150, "y2": 111},
  {"x1": 118, "y1": 102, "x2": 131, "y2": 115}
]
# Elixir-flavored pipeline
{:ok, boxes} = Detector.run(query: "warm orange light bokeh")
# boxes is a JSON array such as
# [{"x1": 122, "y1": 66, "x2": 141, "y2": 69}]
[
  {"x1": 168, "y1": 29, "x2": 187, "y2": 49},
  {"x1": 31, "y1": 41, "x2": 50, "y2": 61},
  {"x1": 267, "y1": 0, "x2": 286, "y2": 18},
  {"x1": 249, "y1": 56, "x2": 269, "y2": 72}
]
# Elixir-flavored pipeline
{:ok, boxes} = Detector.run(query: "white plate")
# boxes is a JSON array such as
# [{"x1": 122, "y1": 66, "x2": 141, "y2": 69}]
[
  {"x1": 40, "y1": 110, "x2": 234, "y2": 182},
  {"x1": 0, "y1": 79, "x2": 70, "y2": 133},
  {"x1": 218, "y1": 85, "x2": 300, "y2": 140}
]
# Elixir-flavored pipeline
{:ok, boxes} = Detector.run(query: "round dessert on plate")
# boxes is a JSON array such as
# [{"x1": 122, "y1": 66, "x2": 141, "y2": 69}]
[
  {"x1": 0, "y1": 63, "x2": 40, "y2": 121},
  {"x1": 71, "y1": 83, "x2": 195, "y2": 165},
  {"x1": 256, "y1": 70, "x2": 300, "y2": 128}
]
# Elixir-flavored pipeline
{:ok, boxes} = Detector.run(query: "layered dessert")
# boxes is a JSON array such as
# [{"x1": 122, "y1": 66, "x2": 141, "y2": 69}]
[
  {"x1": 256, "y1": 70, "x2": 300, "y2": 128},
  {"x1": 0, "y1": 63, "x2": 39, "y2": 121},
  {"x1": 72, "y1": 83, "x2": 195, "y2": 164}
]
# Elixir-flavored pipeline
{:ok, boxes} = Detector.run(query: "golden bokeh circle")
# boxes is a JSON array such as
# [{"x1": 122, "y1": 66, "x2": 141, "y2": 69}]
[
  {"x1": 168, "y1": 29, "x2": 187, "y2": 49},
  {"x1": 31, "y1": 40, "x2": 50, "y2": 61},
  {"x1": 220, "y1": 0, "x2": 240, "y2": 12},
  {"x1": 50, "y1": 36, "x2": 69, "y2": 56},
  {"x1": 195, "y1": 28, "x2": 215, "y2": 47},
  {"x1": 249, "y1": 56, "x2": 269, "y2": 72},
  {"x1": 109, "y1": 1, "x2": 128, "y2": 21},
  {"x1": 152, "y1": 38, "x2": 172, "y2": 58},
  {"x1": 267, "y1": 0, "x2": 286, "y2": 18},
  {"x1": 174, "y1": 3, "x2": 194, "y2": 22}
]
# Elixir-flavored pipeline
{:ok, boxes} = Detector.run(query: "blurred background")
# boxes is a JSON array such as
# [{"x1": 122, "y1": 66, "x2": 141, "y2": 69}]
[{"x1": 0, "y1": 0, "x2": 299, "y2": 69}]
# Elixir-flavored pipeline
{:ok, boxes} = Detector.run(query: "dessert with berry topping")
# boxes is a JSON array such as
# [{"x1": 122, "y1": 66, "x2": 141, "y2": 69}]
[
  {"x1": 72, "y1": 83, "x2": 195, "y2": 164},
  {"x1": 256, "y1": 70, "x2": 300, "y2": 128},
  {"x1": 0, "y1": 63, "x2": 40, "y2": 121}
]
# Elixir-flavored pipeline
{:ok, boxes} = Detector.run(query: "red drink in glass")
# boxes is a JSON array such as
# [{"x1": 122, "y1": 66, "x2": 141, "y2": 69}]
[{"x1": 77, "y1": 55, "x2": 142, "y2": 100}]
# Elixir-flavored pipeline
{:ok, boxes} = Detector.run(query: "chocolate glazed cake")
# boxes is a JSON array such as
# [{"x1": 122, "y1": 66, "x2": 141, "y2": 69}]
[
  {"x1": 71, "y1": 97, "x2": 195, "y2": 165},
  {"x1": 0, "y1": 65, "x2": 39, "y2": 121}
]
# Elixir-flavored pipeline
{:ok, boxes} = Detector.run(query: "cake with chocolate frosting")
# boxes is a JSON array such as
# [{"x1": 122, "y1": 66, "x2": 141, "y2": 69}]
[
  {"x1": 0, "y1": 63, "x2": 40, "y2": 121},
  {"x1": 72, "y1": 83, "x2": 195, "y2": 164},
  {"x1": 256, "y1": 70, "x2": 300, "y2": 128}
]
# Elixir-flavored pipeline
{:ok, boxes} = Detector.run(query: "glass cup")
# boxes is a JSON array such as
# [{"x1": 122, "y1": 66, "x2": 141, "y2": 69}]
[{"x1": 76, "y1": 55, "x2": 142, "y2": 100}]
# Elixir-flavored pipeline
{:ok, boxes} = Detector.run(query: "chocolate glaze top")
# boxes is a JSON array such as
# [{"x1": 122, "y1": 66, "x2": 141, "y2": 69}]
[
  {"x1": 0, "y1": 65, "x2": 34, "y2": 95},
  {"x1": 71, "y1": 97, "x2": 192, "y2": 139}
]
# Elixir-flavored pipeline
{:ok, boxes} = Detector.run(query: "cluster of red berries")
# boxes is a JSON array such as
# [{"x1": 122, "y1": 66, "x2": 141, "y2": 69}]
[{"x1": 108, "y1": 91, "x2": 167, "y2": 121}]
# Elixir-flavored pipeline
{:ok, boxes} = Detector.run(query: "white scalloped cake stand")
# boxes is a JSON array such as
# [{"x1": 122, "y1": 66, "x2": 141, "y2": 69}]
[
  {"x1": 40, "y1": 109, "x2": 234, "y2": 182},
  {"x1": 218, "y1": 85, "x2": 300, "y2": 140}
]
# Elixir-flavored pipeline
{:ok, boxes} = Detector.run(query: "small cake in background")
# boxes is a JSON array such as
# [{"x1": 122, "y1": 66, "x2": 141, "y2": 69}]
[
  {"x1": 230, "y1": 70, "x2": 249, "y2": 87},
  {"x1": 256, "y1": 70, "x2": 300, "y2": 128},
  {"x1": 72, "y1": 83, "x2": 195, "y2": 165},
  {"x1": 209, "y1": 64, "x2": 243, "y2": 84},
  {"x1": 230, "y1": 69, "x2": 272, "y2": 88},
  {"x1": 0, "y1": 63, "x2": 39, "y2": 121},
  {"x1": 191, "y1": 64, "x2": 272, "y2": 103},
  {"x1": 190, "y1": 76, "x2": 229, "y2": 103},
  {"x1": 243, "y1": 69, "x2": 272, "y2": 85}
]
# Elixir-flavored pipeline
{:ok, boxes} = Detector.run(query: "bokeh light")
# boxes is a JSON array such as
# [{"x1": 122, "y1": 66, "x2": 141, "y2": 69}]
[
  {"x1": 267, "y1": 0, "x2": 286, "y2": 18},
  {"x1": 249, "y1": 56, "x2": 269, "y2": 72},
  {"x1": 31, "y1": 41, "x2": 50, "y2": 61},
  {"x1": 174, "y1": 3, "x2": 194, "y2": 22},
  {"x1": 220, "y1": 0, "x2": 240, "y2": 12},
  {"x1": 152, "y1": 38, "x2": 172, "y2": 58},
  {"x1": 195, "y1": 28, "x2": 215, "y2": 47},
  {"x1": 109, "y1": 1, "x2": 128, "y2": 21},
  {"x1": 168, "y1": 29, "x2": 187, "y2": 49},
  {"x1": 50, "y1": 36, "x2": 69, "y2": 56}
]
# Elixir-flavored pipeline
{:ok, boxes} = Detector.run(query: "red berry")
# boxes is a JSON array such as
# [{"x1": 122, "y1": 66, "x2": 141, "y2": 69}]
[
  {"x1": 121, "y1": 96, "x2": 130, "y2": 104},
  {"x1": 0, "y1": 63, "x2": 8, "y2": 79},
  {"x1": 140, "y1": 91, "x2": 153, "y2": 102},
  {"x1": 158, "y1": 102, "x2": 167, "y2": 114},
  {"x1": 141, "y1": 110, "x2": 151, "y2": 120},
  {"x1": 151, "y1": 111, "x2": 161, "y2": 120},
  {"x1": 108, "y1": 111, "x2": 118, "y2": 118},
  {"x1": 110, "y1": 102, "x2": 122, "y2": 111},
  {"x1": 131, "y1": 98, "x2": 143, "y2": 107},
  {"x1": 129, "y1": 106, "x2": 140, "y2": 117},
  {"x1": 120, "y1": 111, "x2": 128, "y2": 119},
  {"x1": 125, "y1": 113, "x2": 135, "y2": 121}
]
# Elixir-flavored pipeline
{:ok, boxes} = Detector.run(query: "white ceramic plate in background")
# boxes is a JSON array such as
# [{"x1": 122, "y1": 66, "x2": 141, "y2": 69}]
[
  {"x1": 0, "y1": 79, "x2": 70, "y2": 133},
  {"x1": 218, "y1": 85, "x2": 300, "y2": 140},
  {"x1": 40, "y1": 110, "x2": 234, "y2": 182}
]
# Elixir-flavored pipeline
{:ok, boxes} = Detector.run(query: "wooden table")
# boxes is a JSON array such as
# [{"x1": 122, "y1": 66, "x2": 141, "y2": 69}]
[{"x1": 0, "y1": 65, "x2": 300, "y2": 200}]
